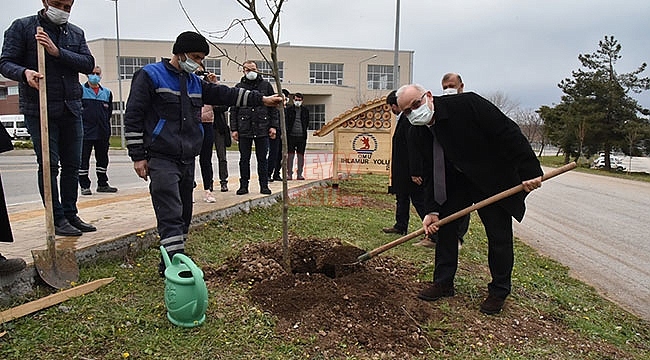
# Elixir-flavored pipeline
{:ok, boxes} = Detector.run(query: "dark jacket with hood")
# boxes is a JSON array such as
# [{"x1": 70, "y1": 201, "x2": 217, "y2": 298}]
[
  {"x1": 229, "y1": 75, "x2": 279, "y2": 138},
  {"x1": 0, "y1": 11, "x2": 95, "y2": 119}
]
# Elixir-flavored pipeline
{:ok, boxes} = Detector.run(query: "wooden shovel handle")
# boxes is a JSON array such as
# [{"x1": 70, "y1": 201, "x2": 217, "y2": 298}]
[
  {"x1": 358, "y1": 162, "x2": 577, "y2": 262},
  {"x1": 37, "y1": 26, "x2": 55, "y2": 251}
]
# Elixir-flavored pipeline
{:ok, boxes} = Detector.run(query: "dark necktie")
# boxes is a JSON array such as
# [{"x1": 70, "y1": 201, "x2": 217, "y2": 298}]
[{"x1": 431, "y1": 128, "x2": 447, "y2": 204}]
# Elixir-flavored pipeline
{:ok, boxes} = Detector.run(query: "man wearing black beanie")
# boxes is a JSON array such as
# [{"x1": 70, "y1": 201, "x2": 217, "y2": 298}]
[{"x1": 124, "y1": 31, "x2": 283, "y2": 277}]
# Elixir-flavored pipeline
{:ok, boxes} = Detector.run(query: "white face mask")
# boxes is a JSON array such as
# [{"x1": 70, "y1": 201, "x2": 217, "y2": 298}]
[
  {"x1": 442, "y1": 88, "x2": 458, "y2": 95},
  {"x1": 45, "y1": 1, "x2": 70, "y2": 25},
  {"x1": 245, "y1": 71, "x2": 258, "y2": 81},
  {"x1": 407, "y1": 95, "x2": 434, "y2": 126},
  {"x1": 294, "y1": 100, "x2": 302, "y2": 107},
  {"x1": 180, "y1": 54, "x2": 201, "y2": 74}
]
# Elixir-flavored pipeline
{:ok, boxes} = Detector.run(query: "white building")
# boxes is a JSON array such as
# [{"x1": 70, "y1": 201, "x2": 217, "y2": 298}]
[{"x1": 87, "y1": 38, "x2": 413, "y2": 146}]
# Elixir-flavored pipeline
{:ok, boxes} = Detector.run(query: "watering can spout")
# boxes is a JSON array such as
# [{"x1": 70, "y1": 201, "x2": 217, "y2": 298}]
[{"x1": 160, "y1": 246, "x2": 172, "y2": 268}]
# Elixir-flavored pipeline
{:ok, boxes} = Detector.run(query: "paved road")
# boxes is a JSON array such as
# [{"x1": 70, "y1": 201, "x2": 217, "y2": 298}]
[{"x1": 514, "y1": 167, "x2": 650, "y2": 321}]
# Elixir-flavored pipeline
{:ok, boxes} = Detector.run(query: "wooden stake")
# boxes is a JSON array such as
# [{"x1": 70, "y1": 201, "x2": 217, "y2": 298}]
[{"x1": 0, "y1": 277, "x2": 115, "y2": 324}]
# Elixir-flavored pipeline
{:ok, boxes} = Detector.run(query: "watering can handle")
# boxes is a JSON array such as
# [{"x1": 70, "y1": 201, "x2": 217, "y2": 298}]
[{"x1": 172, "y1": 253, "x2": 208, "y2": 320}]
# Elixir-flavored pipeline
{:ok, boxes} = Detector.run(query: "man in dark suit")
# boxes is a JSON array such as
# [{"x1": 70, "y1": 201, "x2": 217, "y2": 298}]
[
  {"x1": 382, "y1": 90, "x2": 427, "y2": 237},
  {"x1": 397, "y1": 83, "x2": 543, "y2": 315}
]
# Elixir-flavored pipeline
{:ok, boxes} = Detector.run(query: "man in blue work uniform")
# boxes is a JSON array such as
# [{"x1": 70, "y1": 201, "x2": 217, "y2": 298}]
[
  {"x1": 79, "y1": 65, "x2": 118, "y2": 195},
  {"x1": 124, "y1": 31, "x2": 283, "y2": 276}
]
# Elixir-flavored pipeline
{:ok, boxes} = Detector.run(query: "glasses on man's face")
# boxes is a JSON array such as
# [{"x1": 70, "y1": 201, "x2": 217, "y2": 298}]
[{"x1": 401, "y1": 93, "x2": 426, "y2": 116}]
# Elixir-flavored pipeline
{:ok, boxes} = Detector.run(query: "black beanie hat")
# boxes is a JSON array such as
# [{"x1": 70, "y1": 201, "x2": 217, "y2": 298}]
[{"x1": 172, "y1": 31, "x2": 209, "y2": 56}]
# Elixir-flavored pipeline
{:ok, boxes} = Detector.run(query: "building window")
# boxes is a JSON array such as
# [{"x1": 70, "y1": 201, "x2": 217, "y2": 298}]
[
  {"x1": 203, "y1": 59, "x2": 221, "y2": 80},
  {"x1": 119, "y1": 56, "x2": 156, "y2": 80},
  {"x1": 0, "y1": 87, "x2": 6, "y2": 100},
  {"x1": 309, "y1": 63, "x2": 344, "y2": 85},
  {"x1": 306, "y1": 104, "x2": 326, "y2": 130},
  {"x1": 8, "y1": 86, "x2": 19, "y2": 96},
  {"x1": 255, "y1": 61, "x2": 283, "y2": 82},
  {"x1": 367, "y1": 65, "x2": 394, "y2": 90}
]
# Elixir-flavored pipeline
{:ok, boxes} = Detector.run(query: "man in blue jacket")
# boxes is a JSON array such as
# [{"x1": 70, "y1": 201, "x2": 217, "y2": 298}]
[
  {"x1": 79, "y1": 65, "x2": 118, "y2": 196},
  {"x1": 124, "y1": 31, "x2": 282, "y2": 276},
  {"x1": 0, "y1": 0, "x2": 97, "y2": 237}
]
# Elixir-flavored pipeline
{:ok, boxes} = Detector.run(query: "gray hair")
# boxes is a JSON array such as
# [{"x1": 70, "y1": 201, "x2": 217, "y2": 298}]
[{"x1": 396, "y1": 83, "x2": 427, "y2": 100}]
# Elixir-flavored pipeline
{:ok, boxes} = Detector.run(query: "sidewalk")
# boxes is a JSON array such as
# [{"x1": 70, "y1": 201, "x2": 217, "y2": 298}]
[{"x1": 0, "y1": 160, "x2": 332, "y2": 301}]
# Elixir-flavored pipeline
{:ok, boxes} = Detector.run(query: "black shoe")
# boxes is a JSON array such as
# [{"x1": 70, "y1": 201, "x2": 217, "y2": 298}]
[
  {"x1": 297, "y1": 175, "x2": 305, "y2": 180},
  {"x1": 268, "y1": 176, "x2": 274, "y2": 183},
  {"x1": 97, "y1": 184, "x2": 118, "y2": 193},
  {"x1": 382, "y1": 227, "x2": 406, "y2": 235},
  {"x1": 80, "y1": 188, "x2": 92, "y2": 196},
  {"x1": 54, "y1": 218, "x2": 83, "y2": 237},
  {"x1": 0, "y1": 254, "x2": 27, "y2": 275},
  {"x1": 260, "y1": 187, "x2": 272, "y2": 195},
  {"x1": 67, "y1": 216, "x2": 97, "y2": 232},
  {"x1": 480, "y1": 294, "x2": 506, "y2": 315},
  {"x1": 236, "y1": 187, "x2": 249, "y2": 195},
  {"x1": 417, "y1": 283, "x2": 455, "y2": 301},
  {"x1": 272, "y1": 175, "x2": 282, "y2": 181}
]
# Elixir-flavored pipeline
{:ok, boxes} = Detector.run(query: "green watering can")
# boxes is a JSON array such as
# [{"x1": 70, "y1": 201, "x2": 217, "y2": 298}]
[{"x1": 160, "y1": 246, "x2": 208, "y2": 328}]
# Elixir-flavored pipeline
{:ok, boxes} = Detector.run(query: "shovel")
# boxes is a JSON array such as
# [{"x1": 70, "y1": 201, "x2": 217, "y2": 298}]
[
  {"x1": 357, "y1": 162, "x2": 578, "y2": 263},
  {"x1": 31, "y1": 27, "x2": 80, "y2": 289}
]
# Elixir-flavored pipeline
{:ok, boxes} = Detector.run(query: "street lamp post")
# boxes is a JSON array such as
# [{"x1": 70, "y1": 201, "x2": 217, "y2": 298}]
[
  {"x1": 358, "y1": 54, "x2": 377, "y2": 104},
  {"x1": 109, "y1": 0, "x2": 125, "y2": 149},
  {"x1": 393, "y1": 0, "x2": 401, "y2": 89}
]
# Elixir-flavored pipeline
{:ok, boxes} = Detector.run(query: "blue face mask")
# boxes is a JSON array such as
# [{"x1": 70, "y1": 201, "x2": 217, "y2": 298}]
[{"x1": 88, "y1": 74, "x2": 101, "y2": 85}]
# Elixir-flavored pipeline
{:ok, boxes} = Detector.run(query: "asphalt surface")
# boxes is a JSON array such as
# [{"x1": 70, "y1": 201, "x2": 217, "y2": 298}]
[{"x1": 514, "y1": 165, "x2": 650, "y2": 321}]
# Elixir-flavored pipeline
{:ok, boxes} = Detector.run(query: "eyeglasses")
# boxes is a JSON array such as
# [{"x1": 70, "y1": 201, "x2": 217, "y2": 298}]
[
  {"x1": 91, "y1": 72, "x2": 101, "y2": 75},
  {"x1": 400, "y1": 92, "x2": 426, "y2": 116}
]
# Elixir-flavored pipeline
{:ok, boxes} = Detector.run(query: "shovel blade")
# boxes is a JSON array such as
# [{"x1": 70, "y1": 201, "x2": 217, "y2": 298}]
[{"x1": 31, "y1": 249, "x2": 80, "y2": 289}]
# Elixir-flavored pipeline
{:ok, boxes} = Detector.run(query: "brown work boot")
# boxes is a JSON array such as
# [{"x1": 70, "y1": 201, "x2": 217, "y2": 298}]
[
  {"x1": 480, "y1": 294, "x2": 507, "y2": 315},
  {"x1": 417, "y1": 282, "x2": 454, "y2": 301},
  {"x1": 382, "y1": 227, "x2": 406, "y2": 235},
  {"x1": 413, "y1": 234, "x2": 436, "y2": 248}
]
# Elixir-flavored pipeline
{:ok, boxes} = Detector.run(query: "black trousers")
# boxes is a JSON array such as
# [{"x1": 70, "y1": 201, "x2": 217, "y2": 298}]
[
  {"x1": 434, "y1": 172, "x2": 514, "y2": 298},
  {"x1": 148, "y1": 157, "x2": 194, "y2": 256},
  {"x1": 79, "y1": 138, "x2": 110, "y2": 188},
  {"x1": 394, "y1": 187, "x2": 427, "y2": 232}
]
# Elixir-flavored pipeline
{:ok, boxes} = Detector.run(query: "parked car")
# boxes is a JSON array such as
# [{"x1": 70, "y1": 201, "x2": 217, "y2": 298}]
[
  {"x1": 592, "y1": 154, "x2": 626, "y2": 171},
  {"x1": 0, "y1": 114, "x2": 30, "y2": 140}
]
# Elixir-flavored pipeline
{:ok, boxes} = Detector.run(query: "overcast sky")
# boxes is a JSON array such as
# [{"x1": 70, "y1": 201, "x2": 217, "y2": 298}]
[{"x1": 2, "y1": 0, "x2": 648, "y2": 111}]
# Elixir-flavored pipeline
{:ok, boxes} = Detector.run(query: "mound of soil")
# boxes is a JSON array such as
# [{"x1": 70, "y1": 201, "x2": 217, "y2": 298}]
[
  {"x1": 208, "y1": 237, "x2": 629, "y2": 359},
  {"x1": 212, "y1": 237, "x2": 437, "y2": 358}
]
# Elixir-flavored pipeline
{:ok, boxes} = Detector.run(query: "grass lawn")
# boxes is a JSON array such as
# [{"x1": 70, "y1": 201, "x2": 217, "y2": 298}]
[{"x1": 1, "y1": 171, "x2": 648, "y2": 359}]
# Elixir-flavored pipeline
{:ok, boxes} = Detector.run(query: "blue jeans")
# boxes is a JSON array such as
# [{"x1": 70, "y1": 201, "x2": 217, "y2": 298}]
[
  {"x1": 238, "y1": 136, "x2": 269, "y2": 188},
  {"x1": 24, "y1": 110, "x2": 83, "y2": 222}
]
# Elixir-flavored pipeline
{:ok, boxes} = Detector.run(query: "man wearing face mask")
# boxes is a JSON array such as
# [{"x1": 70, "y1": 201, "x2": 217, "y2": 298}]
[
  {"x1": 124, "y1": 32, "x2": 283, "y2": 276},
  {"x1": 397, "y1": 83, "x2": 543, "y2": 315},
  {"x1": 0, "y1": 0, "x2": 97, "y2": 237},
  {"x1": 285, "y1": 92, "x2": 310, "y2": 180},
  {"x1": 79, "y1": 66, "x2": 117, "y2": 196},
  {"x1": 441, "y1": 72, "x2": 465, "y2": 96},
  {"x1": 230, "y1": 60, "x2": 279, "y2": 194}
]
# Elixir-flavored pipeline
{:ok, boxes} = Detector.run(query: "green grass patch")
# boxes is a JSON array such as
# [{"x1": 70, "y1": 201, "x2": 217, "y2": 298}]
[{"x1": 1, "y1": 174, "x2": 648, "y2": 359}]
